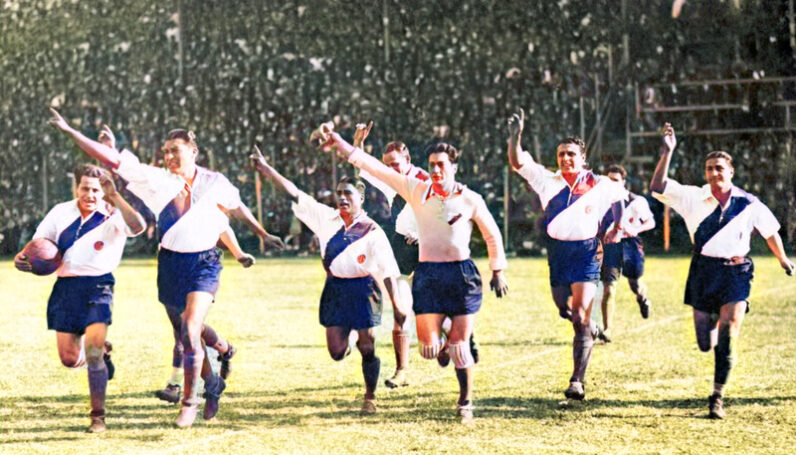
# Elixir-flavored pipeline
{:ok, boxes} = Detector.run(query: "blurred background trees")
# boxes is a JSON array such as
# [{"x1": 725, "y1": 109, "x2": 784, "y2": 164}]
[{"x1": 1, "y1": 0, "x2": 793, "y2": 255}]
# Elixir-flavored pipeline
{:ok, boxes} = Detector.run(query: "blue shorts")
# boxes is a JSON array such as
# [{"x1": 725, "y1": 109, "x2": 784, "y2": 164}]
[
  {"x1": 47, "y1": 273, "x2": 114, "y2": 335},
  {"x1": 547, "y1": 238, "x2": 602, "y2": 288},
  {"x1": 684, "y1": 255, "x2": 753, "y2": 314},
  {"x1": 157, "y1": 248, "x2": 223, "y2": 312},
  {"x1": 412, "y1": 260, "x2": 482, "y2": 316},
  {"x1": 601, "y1": 237, "x2": 645, "y2": 282},
  {"x1": 319, "y1": 275, "x2": 382, "y2": 330}
]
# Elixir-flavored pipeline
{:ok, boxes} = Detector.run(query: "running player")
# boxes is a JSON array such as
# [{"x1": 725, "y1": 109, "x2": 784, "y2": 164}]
[
  {"x1": 352, "y1": 123, "x2": 422, "y2": 387},
  {"x1": 318, "y1": 125, "x2": 508, "y2": 424},
  {"x1": 597, "y1": 164, "x2": 656, "y2": 342},
  {"x1": 352, "y1": 123, "x2": 483, "y2": 381},
  {"x1": 94, "y1": 125, "x2": 252, "y2": 405},
  {"x1": 507, "y1": 109, "x2": 626, "y2": 401},
  {"x1": 49, "y1": 108, "x2": 283, "y2": 428},
  {"x1": 251, "y1": 147, "x2": 401, "y2": 414},
  {"x1": 650, "y1": 123, "x2": 795, "y2": 419},
  {"x1": 14, "y1": 164, "x2": 146, "y2": 433}
]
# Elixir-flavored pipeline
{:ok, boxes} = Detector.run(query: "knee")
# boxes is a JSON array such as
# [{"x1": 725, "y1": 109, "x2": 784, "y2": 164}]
[
  {"x1": 419, "y1": 341, "x2": 442, "y2": 360},
  {"x1": 356, "y1": 338, "x2": 375, "y2": 360},
  {"x1": 86, "y1": 345, "x2": 104, "y2": 365},
  {"x1": 570, "y1": 311, "x2": 589, "y2": 329},
  {"x1": 329, "y1": 346, "x2": 349, "y2": 361},
  {"x1": 59, "y1": 354, "x2": 81, "y2": 368},
  {"x1": 449, "y1": 341, "x2": 474, "y2": 369}
]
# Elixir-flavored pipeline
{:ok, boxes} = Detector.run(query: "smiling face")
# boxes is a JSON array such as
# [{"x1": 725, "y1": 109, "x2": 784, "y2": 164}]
[
  {"x1": 75, "y1": 176, "x2": 104, "y2": 215},
  {"x1": 335, "y1": 182, "x2": 364, "y2": 217},
  {"x1": 428, "y1": 152, "x2": 457, "y2": 188},
  {"x1": 161, "y1": 138, "x2": 197, "y2": 175},
  {"x1": 705, "y1": 157, "x2": 734, "y2": 191},
  {"x1": 556, "y1": 143, "x2": 586, "y2": 174}
]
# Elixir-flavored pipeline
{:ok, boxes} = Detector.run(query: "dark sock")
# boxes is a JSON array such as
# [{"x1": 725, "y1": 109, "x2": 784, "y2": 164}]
[
  {"x1": 362, "y1": 356, "x2": 381, "y2": 395},
  {"x1": 455, "y1": 367, "x2": 473, "y2": 405},
  {"x1": 182, "y1": 340, "x2": 205, "y2": 406},
  {"x1": 87, "y1": 360, "x2": 108, "y2": 416},
  {"x1": 572, "y1": 326, "x2": 594, "y2": 383},
  {"x1": 201, "y1": 324, "x2": 229, "y2": 354},
  {"x1": 714, "y1": 325, "x2": 734, "y2": 387}
]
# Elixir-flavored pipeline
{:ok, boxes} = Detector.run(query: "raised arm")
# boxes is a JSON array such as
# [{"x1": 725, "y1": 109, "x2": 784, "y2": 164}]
[
  {"x1": 765, "y1": 232, "x2": 796, "y2": 276},
  {"x1": 650, "y1": 123, "x2": 677, "y2": 194},
  {"x1": 318, "y1": 127, "x2": 411, "y2": 199},
  {"x1": 507, "y1": 108, "x2": 532, "y2": 170},
  {"x1": 48, "y1": 108, "x2": 121, "y2": 168},
  {"x1": 100, "y1": 173, "x2": 146, "y2": 236},
  {"x1": 250, "y1": 145, "x2": 301, "y2": 202}
]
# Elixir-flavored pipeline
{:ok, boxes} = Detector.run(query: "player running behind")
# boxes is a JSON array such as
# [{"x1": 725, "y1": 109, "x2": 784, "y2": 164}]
[
  {"x1": 93, "y1": 124, "x2": 253, "y2": 404},
  {"x1": 650, "y1": 123, "x2": 795, "y2": 419},
  {"x1": 318, "y1": 125, "x2": 509, "y2": 424},
  {"x1": 49, "y1": 108, "x2": 284, "y2": 428},
  {"x1": 507, "y1": 109, "x2": 626, "y2": 401},
  {"x1": 14, "y1": 164, "x2": 146, "y2": 433},
  {"x1": 596, "y1": 164, "x2": 656, "y2": 342},
  {"x1": 251, "y1": 146, "x2": 402, "y2": 415}
]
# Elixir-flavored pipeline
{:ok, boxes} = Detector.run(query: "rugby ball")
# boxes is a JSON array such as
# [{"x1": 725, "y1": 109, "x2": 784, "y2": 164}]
[{"x1": 22, "y1": 238, "x2": 62, "y2": 276}]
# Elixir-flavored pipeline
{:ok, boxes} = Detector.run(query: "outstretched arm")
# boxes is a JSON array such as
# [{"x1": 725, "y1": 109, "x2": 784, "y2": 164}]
[
  {"x1": 650, "y1": 123, "x2": 677, "y2": 194},
  {"x1": 318, "y1": 127, "x2": 410, "y2": 198},
  {"x1": 49, "y1": 108, "x2": 121, "y2": 168},
  {"x1": 250, "y1": 145, "x2": 301, "y2": 202},
  {"x1": 765, "y1": 233, "x2": 796, "y2": 276},
  {"x1": 227, "y1": 203, "x2": 285, "y2": 251},
  {"x1": 100, "y1": 174, "x2": 146, "y2": 236},
  {"x1": 507, "y1": 108, "x2": 530, "y2": 170}
]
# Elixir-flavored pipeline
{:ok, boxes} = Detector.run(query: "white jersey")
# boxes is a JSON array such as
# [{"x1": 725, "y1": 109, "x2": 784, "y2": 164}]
[
  {"x1": 115, "y1": 150, "x2": 240, "y2": 252},
  {"x1": 292, "y1": 190, "x2": 400, "y2": 282},
  {"x1": 514, "y1": 151, "x2": 627, "y2": 241},
  {"x1": 349, "y1": 149, "x2": 507, "y2": 271},
  {"x1": 33, "y1": 200, "x2": 136, "y2": 277},
  {"x1": 602, "y1": 193, "x2": 655, "y2": 239},
  {"x1": 653, "y1": 180, "x2": 780, "y2": 259}
]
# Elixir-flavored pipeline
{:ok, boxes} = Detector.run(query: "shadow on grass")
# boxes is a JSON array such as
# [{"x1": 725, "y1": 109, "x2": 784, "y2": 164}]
[{"x1": 4, "y1": 388, "x2": 794, "y2": 439}]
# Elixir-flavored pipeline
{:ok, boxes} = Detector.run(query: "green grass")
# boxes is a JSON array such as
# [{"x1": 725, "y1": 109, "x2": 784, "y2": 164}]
[{"x1": 1, "y1": 256, "x2": 794, "y2": 454}]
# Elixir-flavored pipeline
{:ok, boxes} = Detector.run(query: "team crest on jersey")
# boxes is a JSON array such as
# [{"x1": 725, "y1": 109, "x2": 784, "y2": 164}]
[
  {"x1": 357, "y1": 254, "x2": 366, "y2": 264},
  {"x1": 584, "y1": 205, "x2": 593, "y2": 214},
  {"x1": 94, "y1": 241, "x2": 104, "y2": 251}
]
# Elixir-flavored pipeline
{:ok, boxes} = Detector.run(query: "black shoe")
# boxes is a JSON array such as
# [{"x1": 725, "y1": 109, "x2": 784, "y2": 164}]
[
  {"x1": 637, "y1": 296, "x2": 651, "y2": 319},
  {"x1": 598, "y1": 329, "x2": 612, "y2": 344},
  {"x1": 218, "y1": 344, "x2": 237, "y2": 380},
  {"x1": 564, "y1": 381, "x2": 585, "y2": 400},
  {"x1": 469, "y1": 333, "x2": 480, "y2": 364},
  {"x1": 708, "y1": 393, "x2": 725, "y2": 419},
  {"x1": 203, "y1": 375, "x2": 227, "y2": 420},
  {"x1": 155, "y1": 383, "x2": 181, "y2": 404},
  {"x1": 103, "y1": 341, "x2": 115, "y2": 381}
]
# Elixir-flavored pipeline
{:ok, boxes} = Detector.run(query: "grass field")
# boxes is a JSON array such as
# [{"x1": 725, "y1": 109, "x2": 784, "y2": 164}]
[{"x1": 1, "y1": 256, "x2": 794, "y2": 454}]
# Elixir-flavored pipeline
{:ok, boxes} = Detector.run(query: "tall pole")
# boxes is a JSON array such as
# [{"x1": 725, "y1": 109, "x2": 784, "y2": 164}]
[
  {"x1": 177, "y1": 0, "x2": 184, "y2": 87},
  {"x1": 503, "y1": 165, "x2": 510, "y2": 252}
]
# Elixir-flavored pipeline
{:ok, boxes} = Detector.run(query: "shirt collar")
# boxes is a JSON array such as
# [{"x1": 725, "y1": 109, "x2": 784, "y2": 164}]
[
  {"x1": 72, "y1": 199, "x2": 111, "y2": 220},
  {"x1": 421, "y1": 182, "x2": 465, "y2": 204},
  {"x1": 331, "y1": 209, "x2": 369, "y2": 226}
]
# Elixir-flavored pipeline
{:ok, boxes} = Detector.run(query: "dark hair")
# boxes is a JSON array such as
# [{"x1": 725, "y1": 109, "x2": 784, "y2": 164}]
[
  {"x1": 424, "y1": 142, "x2": 460, "y2": 164},
  {"x1": 383, "y1": 141, "x2": 410, "y2": 158},
  {"x1": 73, "y1": 163, "x2": 108, "y2": 186},
  {"x1": 706, "y1": 150, "x2": 733, "y2": 167},
  {"x1": 165, "y1": 129, "x2": 198, "y2": 148},
  {"x1": 606, "y1": 164, "x2": 627, "y2": 179},
  {"x1": 337, "y1": 176, "x2": 366, "y2": 195},
  {"x1": 559, "y1": 137, "x2": 586, "y2": 155}
]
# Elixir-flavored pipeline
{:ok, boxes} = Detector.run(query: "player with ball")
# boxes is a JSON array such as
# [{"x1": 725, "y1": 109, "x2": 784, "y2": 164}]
[{"x1": 14, "y1": 164, "x2": 146, "y2": 433}]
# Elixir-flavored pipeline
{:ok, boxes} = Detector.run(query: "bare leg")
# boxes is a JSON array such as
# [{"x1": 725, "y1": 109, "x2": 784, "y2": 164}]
[
  {"x1": 84, "y1": 323, "x2": 108, "y2": 420},
  {"x1": 601, "y1": 281, "x2": 617, "y2": 338},
  {"x1": 569, "y1": 281, "x2": 598, "y2": 394},
  {"x1": 449, "y1": 314, "x2": 475, "y2": 406},
  {"x1": 175, "y1": 292, "x2": 213, "y2": 428}
]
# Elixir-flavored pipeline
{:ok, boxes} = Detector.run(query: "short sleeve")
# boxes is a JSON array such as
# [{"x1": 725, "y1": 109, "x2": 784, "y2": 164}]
[
  {"x1": 213, "y1": 174, "x2": 243, "y2": 210},
  {"x1": 514, "y1": 152, "x2": 553, "y2": 195},
  {"x1": 652, "y1": 178, "x2": 701, "y2": 215},
  {"x1": 367, "y1": 228, "x2": 400, "y2": 281},
  {"x1": 752, "y1": 201, "x2": 781, "y2": 239},
  {"x1": 32, "y1": 207, "x2": 60, "y2": 243},
  {"x1": 116, "y1": 149, "x2": 149, "y2": 184},
  {"x1": 635, "y1": 197, "x2": 654, "y2": 222},
  {"x1": 291, "y1": 190, "x2": 335, "y2": 236}
]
